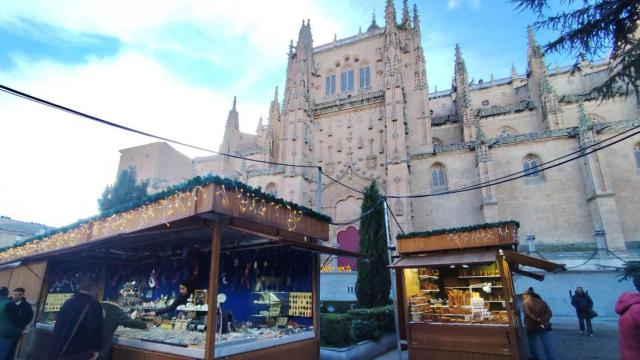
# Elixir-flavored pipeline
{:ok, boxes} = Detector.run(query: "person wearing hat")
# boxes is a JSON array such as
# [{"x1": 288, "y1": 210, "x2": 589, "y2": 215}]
[{"x1": 522, "y1": 287, "x2": 556, "y2": 360}]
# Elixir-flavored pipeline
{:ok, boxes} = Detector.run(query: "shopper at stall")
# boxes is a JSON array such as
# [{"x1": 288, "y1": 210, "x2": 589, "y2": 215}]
[
  {"x1": 0, "y1": 286, "x2": 23, "y2": 360},
  {"x1": 100, "y1": 294, "x2": 148, "y2": 360},
  {"x1": 4, "y1": 288, "x2": 34, "y2": 359},
  {"x1": 51, "y1": 275, "x2": 103, "y2": 360},
  {"x1": 571, "y1": 286, "x2": 595, "y2": 336},
  {"x1": 616, "y1": 273, "x2": 640, "y2": 360},
  {"x1": 143, "y1": 280, "x2": 193, "y2": 317},
  {"x1": 522, "y1": 287, "x2": 556, "y2": 360}
]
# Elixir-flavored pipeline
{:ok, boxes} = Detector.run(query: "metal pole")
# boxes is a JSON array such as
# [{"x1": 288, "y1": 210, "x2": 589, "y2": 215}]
[
  {"x1": 316, "y1": 166, "x2": 323, "y2": 213},
  {"x1": 383, "y1": 199, "x2": 403, "y2": 359}
]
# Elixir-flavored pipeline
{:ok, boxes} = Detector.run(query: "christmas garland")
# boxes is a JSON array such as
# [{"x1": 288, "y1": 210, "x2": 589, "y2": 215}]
[
  {"x1": 396, "y1": 220, "x2": 520, "y2": 240},
  {"x1": 0, "y1": 174, "x2": 332, "y2": 254}
]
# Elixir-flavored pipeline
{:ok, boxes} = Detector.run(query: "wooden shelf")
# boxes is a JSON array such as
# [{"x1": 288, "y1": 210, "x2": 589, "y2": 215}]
[
  {"x1": 420, "y1": 289, "x2": 440, "y2": 293},
  {"x1": 458, "y1": 275, "x2": 501, "y2": 279},
  {"x1": 444, "y1": 286, "x2": 468, "y2": 289},
  {"x1": 418, "y1": 275, "x2": 439, "y2": 280}
]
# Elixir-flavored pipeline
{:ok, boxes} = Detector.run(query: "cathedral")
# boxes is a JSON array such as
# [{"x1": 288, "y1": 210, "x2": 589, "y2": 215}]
[{"x1": 118, "y1": 0, "x2": 640, "y2": 306}]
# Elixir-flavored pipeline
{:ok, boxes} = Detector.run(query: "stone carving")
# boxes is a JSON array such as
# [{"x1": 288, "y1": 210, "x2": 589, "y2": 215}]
[{"x1": 357, "y1": 135, "x2": 364, "y2": 149}]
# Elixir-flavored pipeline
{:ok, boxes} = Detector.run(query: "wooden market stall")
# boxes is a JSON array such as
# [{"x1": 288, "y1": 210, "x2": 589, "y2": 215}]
[
  {"x1": 390, "y1": 221, "x2": 565, "y2": 360},
  {"x1": 0, "y1": 175, "x2": 359, "y2": 360}
]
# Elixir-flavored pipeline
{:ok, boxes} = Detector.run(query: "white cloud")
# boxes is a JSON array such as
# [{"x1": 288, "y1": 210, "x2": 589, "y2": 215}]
[{"x1": 0, "y1": 51, "x2": 267, "y2": 227}]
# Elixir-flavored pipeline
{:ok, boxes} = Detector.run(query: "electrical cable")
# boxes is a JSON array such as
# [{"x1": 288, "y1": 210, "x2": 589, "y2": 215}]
[
  {"x1": 320, "y1": 170, "x2": 366, "y2": 195},
  {"x1": 330, "y1": 197, "x2": 383, "y2": 225},
  {"x1": 0, "y1": 83, "x2": 317, "y2": 169},
  {"x1": 383, "y1": 198, "x2": 406, "y2": 235},
  {"x1": 388, "y1": 127, "x2": 640, "y2": 199}
]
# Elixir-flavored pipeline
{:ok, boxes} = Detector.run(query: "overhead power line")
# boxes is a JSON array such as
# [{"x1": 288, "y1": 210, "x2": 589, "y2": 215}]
[
  {"x1": 0, "y1": 83, "x2": 317, "y2": 169},
  {"x1": 388, "y1": 126, "x2": 640, "y2": 199}
]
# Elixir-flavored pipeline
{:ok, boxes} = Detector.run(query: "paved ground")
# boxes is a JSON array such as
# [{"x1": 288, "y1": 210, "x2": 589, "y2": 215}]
[{"x1": 374, "y1": 317, "x2": 620, "y2": 360}]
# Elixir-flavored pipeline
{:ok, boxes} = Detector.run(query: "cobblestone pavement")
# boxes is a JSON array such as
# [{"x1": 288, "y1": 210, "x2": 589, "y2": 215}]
[{"x1": 374, "y1": 317, "x2": 620, "y2": 360}]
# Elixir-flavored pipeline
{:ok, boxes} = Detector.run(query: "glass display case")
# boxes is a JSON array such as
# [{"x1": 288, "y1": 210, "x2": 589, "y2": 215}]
[{"x1": 404, "y1": 263, "x2": 509, "y2": 325}]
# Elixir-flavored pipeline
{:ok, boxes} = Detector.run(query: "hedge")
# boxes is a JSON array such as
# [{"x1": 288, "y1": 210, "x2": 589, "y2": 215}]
[
  {"x1": 319, "y1": 301, "x2": 357, "y2": 314},
  {"x1": 346, "y1": 305, "x2": 395, "y2": 333},
  {"x1": 319, "y1": 313, "x2": 354, "y2": 347}
]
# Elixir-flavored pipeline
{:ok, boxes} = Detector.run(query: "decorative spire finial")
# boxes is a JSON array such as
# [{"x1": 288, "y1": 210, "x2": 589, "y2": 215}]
[
  {"x1": 511, "y1": 63, "x2": 518, "y2": 78},
  {"x1": 413, "y1": 3, "x2": 420, "y2": 30},
  {"x1": 402, "y1": 0, "x2": 410, "y2": 27},
  {"x1": 232, "y1": 96, "x2": 237, "y2": 111},
  {"x1": 385, "y1": 0, "x2": 396, "y2": 29}
]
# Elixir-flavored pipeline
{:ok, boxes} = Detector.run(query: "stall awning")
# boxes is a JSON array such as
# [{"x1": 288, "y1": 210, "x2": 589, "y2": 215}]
[
  {"x1": 277, "y1": 239, "x2": 364, "y2": 258},
  {"x1": 501, "y1": 249, "x2": 566, "y2": 273},
  {"x1": 389, "y1": 249, "x2": 497, "y2": 268}
]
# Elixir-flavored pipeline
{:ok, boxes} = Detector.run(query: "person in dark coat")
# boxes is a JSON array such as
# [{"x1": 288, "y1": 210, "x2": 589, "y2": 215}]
[
  {"x1": 616, "y1": 273, "x2": 640, "y2": 360},
  {"x1": 522, "y1": 287, "x2": 556, "y2": 360},
  {"x1": 142, "y1": 281, "x2": 192, "y2": 318},
  {"x1": 51, "y1": 276, "x2": 103, "y2": 360},
  {"x1": 571, "y1": 286, "x2": 594, "y2": 336},
  {"x1": 0, "y1": 287, "x2": 21, "y2": 360},
  {"x1": 4, "y1": 287, "x2": 34, "y2": 359},
  {"x1": 99, "y1": 294, "x2": 147, "y2": 360}
]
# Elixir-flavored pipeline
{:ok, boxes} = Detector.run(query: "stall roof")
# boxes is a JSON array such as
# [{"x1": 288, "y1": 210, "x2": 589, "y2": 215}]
[
  {"x1": 0, "y1": 175, "x2": 332, "y2": 266},
  {"x1": 390, "y1": 249, "x2": 566, "y2": 273},
  {"x1": 501, "y1": 249, "x2": 566, "y2": 273},
  {"x1": 389, "y1": 249, "x2": 498, "y2": 268}
]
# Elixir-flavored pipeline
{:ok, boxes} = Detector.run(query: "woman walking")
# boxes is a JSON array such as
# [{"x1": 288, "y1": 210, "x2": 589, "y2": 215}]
[{"x1": 571, "y1": 286, "x2": 595, "y2": 336}]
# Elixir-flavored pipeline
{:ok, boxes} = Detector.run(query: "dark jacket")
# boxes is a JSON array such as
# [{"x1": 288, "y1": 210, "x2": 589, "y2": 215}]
[
  {"x1": 6, "y1": 300, "x2": 34, "y2": 330},
  {"x1": 100, "y1": 301, "x2": 147, "y2": 360},
  {"x1": 155, "y1": 294, "x2": 189, "y2": 316},
  {"x1": 523, "y1": 295, "x2": 553, "y2": 335},
  {"x1": 615, "y1": 292, "x2": 640, "y2": 360},
  {"x1": 0, "y1": 298, "x2": 23, "y2": 339},
  {"x1": 571, "y1": 293, "x2": 594, "y2": 318},
  {"x1": 51, "y1": 292, "x2": 103, "y2": 359}
]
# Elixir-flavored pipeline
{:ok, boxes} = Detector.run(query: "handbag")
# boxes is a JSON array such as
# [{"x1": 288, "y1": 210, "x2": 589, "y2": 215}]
[
  {"x1": 588, "y1": 309, "x2": 598, "y2": 319},
  {"x1": 58, "y1": 303, "x2": 93, "y2": 360}
]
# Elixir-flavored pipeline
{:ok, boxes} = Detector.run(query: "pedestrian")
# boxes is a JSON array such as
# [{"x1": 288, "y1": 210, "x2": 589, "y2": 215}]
[
  {"x1": 522, "y1": 287, "x2": 556, "y2": 360},
  {"x1": 51, "y1": 276, "x2": 103, "y2": 360},
  {"x1": 571, "y1": 286, "x2": 595, "y2": 336},
  {"x1": 100, "y1": 293, "x2": 148, "y2": 360},
  {"x1": 4, "y1": 287, "x2": 34, "y2": 359},
  {"x1": 615, "y1": 272, "x2": 640, "y2": 360},
  {"x1": 0, "y1": 287, "x2": 23, "y2": 360}
]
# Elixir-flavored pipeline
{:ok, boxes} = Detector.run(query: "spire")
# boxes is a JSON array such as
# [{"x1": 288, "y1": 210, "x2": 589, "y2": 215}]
[
  {"x1": 385, "y1": 0, "x2": 396, "y2": 29},
  {"x1": 367, "y1": 9, "x2": 380, "y2": 32},
  {"x1": 401, "y1": 0, "x2": 410, "y2": 28},
  {"x1": 527, "y1": 25, "x2": 543, "y2": 60},
  {"x1": 273, "y1": 86, "x2": 279, "y2": 104},
  {"x1": 413, "y1": 3, "x2": 420, "y2": 31},
  {"x1": 511, "y1": 63, "x2": 518, "y2": 78},
  {"x1": 225, "y1": 96, "x2": 239, "y2": 130}
]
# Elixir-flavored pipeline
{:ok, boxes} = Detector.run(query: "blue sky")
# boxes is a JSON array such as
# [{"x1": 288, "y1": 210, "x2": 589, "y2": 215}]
[{"x1": 0, "y1": 0, "x2": 577, "y2": 227}]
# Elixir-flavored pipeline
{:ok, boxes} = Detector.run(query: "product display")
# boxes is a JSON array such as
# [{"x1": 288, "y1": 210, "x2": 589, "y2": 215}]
[
  {"x1": 288, "y1": 292, "x2": 312, "y2": 317},
  {"x1": 406, "y1": 264, "x2": 509, "y2": 325},
  {"x1": 43, "y1": 293, "x2": 74, "y2": 313}
]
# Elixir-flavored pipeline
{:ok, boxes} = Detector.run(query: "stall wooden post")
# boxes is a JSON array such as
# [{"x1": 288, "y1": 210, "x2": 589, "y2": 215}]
[
  {"x1": 312, "y1": 254, "x2": 319, "y2": 335},
  {"x1": 205, "y1": 221, "x2": 222, "y2": 360}
]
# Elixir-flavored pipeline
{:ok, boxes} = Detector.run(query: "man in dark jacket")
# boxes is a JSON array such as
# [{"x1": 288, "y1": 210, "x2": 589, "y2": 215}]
[
  {"x1": 4, "y1": 287, "x2": 34, "y2": 359},
  {"x1": 571, "y1": 286, "x2": 594, "y2": 336},
  {"x1": 0, "y1": 287, "x2": 22, "y2": 360},
  {"x1": 51, "y1": 276, "x2": 103, "y2": 360},
  {"x1": 100, "y1": 294, "x2": 147, "y2": 360},
  {"x1": 522, "y1": 287, "x2": 556, "y2": 360}
]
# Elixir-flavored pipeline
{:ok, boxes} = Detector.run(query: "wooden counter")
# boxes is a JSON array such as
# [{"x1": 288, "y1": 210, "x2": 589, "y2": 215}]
[{"x1": 407, "y1": 322, "x2": 519, "y2": 360}]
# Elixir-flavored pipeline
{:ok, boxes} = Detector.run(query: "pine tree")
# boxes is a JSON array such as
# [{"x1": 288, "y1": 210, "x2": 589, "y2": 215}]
[
  {"x1": 355, "y1": 182, "x2": 390, "y2": 308},
  {"x1": 98, "y1": 167, "x2": 149, "y2": 214},
  {"x1": 512, "y1": 0, "x2": 639, "y2": 102}
]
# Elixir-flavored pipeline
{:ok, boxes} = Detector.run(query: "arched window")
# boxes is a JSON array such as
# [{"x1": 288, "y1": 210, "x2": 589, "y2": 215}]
[
  {"x1": 325, "y1": 73, "x2": 336, "y2": 95},
  {"x1": 523, "y1": 154, "x2": 543, "y2": 179},
  {"x1": 341, "y1": 68, "x2": 354, "y2": 93},
  {"x1": 432, "y1": 138, "x2": 443, "y2": 148},
  {"x1": 266, "y1": 183, "x2": 277, "y2": 196},
  {"x1": 359, "y1": 65, "x2": 371, "y2": 88},
  {"x1": 497, "y1": 127, "x2": 516, "y2": 138},
  {"x1": 635, "y1": 143, "x2": 640, "y2": 169},
  {"x1": 431, "y1": 163, "x2": 447, "y2": 190}
]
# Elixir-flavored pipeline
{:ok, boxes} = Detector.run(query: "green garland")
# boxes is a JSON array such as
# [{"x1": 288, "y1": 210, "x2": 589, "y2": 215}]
[
  {"x1": 396, "y1": 220, "x2": 520, "y2": 240},
  {"x1": 0, "y1": 174, "x2": 332, "y2": 254}
]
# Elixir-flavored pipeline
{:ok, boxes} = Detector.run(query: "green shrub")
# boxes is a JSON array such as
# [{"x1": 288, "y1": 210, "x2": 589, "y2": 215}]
[
  {"x1": 351, "y1": 319, "x2": 381, "y2": 342},
  {"x1": 319, "y1": 301, "x2": 357, "y2": 314},
  {"x1": 320, "y1": 313, "x2": 354, "y2": 347},
  {"x1": 347, "y1": 305, "x2": 395, "y2": 332}
]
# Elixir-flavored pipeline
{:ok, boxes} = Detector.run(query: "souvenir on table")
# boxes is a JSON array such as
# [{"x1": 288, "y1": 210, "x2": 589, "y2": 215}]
[{"x1": 43, "y1": 293, "x2": 74, "y2": 313}]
